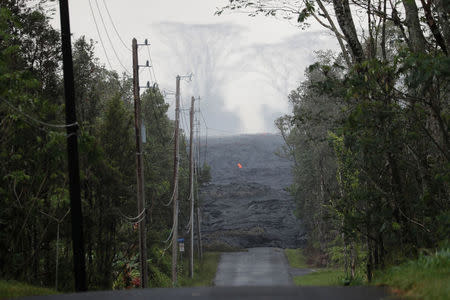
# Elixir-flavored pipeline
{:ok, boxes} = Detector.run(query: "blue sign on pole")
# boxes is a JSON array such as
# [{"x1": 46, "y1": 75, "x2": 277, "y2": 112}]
[{"x1": 177, "y1": 238, "x2": 184, "y2": 243}]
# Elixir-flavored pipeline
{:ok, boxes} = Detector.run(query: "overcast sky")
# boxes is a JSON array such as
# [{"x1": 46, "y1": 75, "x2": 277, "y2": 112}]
[{"x1": 48, "y1": 0, "x2": 340, "y2": 135}]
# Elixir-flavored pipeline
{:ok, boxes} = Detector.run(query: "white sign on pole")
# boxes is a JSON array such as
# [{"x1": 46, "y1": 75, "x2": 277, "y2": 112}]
[{"x1": 141, "y1": 124, "x2": 146, "y2": 143}]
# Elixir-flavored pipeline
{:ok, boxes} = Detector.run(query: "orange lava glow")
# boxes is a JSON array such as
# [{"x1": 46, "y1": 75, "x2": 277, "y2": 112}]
[{"x1": 237, "y1": 163, "x2": 242, "y2": 169}]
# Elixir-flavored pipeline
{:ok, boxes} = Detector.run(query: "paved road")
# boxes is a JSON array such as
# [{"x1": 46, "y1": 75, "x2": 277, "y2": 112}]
[
  {"x1": 214, "y1": 247, "x2": 295, "y2": 286},
  {"x1": 22, "y1": 286, "x2": 393, "y2": 300},
  {"x1": 20, "y1": 247, "x2": 394, "y2": 300}
]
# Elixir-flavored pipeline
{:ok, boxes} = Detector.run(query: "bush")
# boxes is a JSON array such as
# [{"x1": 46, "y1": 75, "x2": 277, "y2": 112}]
[{"x1": 374, "y1": 248, "x2": 450, "y2": 300}]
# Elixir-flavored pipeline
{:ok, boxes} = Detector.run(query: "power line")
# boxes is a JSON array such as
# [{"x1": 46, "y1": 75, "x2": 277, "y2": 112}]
[
  {"x1": 93, "y1": 0, "x2": 131, "y2": 74},
  {"x1": 137, "y1": 41, "x2": 174, "y2": 148},
  {"x1": 88, "y1": 0, "x2": 113, "y2": 70},
  {"x1": 199, "y1": 109, "x2": 208, "y2": 165},
  {"x1": 206, "y1": 126, "x2": 245, "y2": 135},
  {"x1": 142, "y1": 45, "x2": 155, "y2": 86},
  {"x1": 2, "y1": 97, "x2": 78, "y2": 129},
  {"x1": 180, "y1": 108, "x2": 190, "y2": 142},
  {"x1": 146, "y1": 46, "x2": 158, "y2": 85},
  {"x1": 101, "y1": 0, "x2": 131, "y2": 51},
  {"x1": 116, "y1": 207, "x2": 146, "y2": 223}
]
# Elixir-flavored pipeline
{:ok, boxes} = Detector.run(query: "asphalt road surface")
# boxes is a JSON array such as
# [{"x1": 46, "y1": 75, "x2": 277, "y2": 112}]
[
  {"x1": 21, "y1": 286, "x2": 393, "y2": 300},
  {"x1": 214, "y1": 247, "x2": 295, "y2": 286},
  {"x1": 20, "y1": 247, "x2": 394, "y2": 300}
]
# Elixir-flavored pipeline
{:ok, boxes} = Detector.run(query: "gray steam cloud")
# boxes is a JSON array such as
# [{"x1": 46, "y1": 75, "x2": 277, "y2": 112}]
[{"x1": 151, "y1": 22, "x2": 339, "y2": 135}]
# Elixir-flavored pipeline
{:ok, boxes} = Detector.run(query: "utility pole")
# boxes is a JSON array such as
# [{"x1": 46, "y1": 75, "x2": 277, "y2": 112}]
[
  {"x1": 172, "y1": 75, "x2": 181, "y2": 285},
  {"x1": 132, "y1": 38, "x2": 148, "y2": 288},
  {"x1": 188, "y1": 96, "x2": 195, "y2": 278},
  {"x1": 195, "y1": 100, "x2": 203, "y2": 260},
  {"x1": 58, "y1": 0, "x2": 86, "y2": 292},
  {"x1": 196, "y1": 196, "x2": 203, "y2": 260}
]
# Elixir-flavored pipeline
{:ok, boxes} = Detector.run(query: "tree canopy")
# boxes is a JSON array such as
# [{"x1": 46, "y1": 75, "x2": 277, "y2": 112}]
[{"x1": 220, "y1": 0, "x2": 450, "y2": 281}]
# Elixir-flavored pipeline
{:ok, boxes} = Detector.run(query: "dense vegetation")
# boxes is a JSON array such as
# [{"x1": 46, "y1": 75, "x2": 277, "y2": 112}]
[
  {"x1": 374, "y1": 248, "x2": 450, "y2": 299},
  {"x1": 0, "y1": 0, "x2": 208, "y2": 291},
  {"x1": 0, "y1": 280, "x2": 58, "y2": 299},
  {"x1": 220, "y1": 0, "x2": 450, "y2": 285},
  {"x1": 1, "y1": 0, "x2": 449, "y2": 295}
]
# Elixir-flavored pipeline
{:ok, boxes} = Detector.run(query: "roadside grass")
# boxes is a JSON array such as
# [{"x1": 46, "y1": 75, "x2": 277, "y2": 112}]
[
  {"x1": 284, "y1": 249, "x2": 308, "y2": 268},
  {"x1": 373, "y1": 248, "x2": 450, "y2": 300},
  {"x1": 293, "y1": 269, "x2": 345, "y2": 286},
  {"x1": 0, "y1": 280, "x2": 58, "y2": 299},
  {"x1": 285, "y1": 249, "x2": 350, "y2": 286},
  {"x1": 178, "y1": 252, "x2": 221, "y2": 287}
]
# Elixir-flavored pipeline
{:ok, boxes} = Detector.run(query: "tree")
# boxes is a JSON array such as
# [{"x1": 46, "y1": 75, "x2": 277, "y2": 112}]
[{"x1": 219, "y1": 0, "x2": 449, "y2": 282}]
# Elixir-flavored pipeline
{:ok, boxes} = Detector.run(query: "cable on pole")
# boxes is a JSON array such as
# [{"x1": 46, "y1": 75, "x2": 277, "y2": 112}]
[
  {"x1": 88, "y1": 0, "x2": 113, "y2": 70},
  {"x1": 146, "y1": 46, "x2": 158, "y2": 84},
  {"x1": 2, "y1": 97, "x2": 78, "y2": 129},
  {"x1": 200, "y1": 109, "x2": 208, "y2": 165},
  {"x1": 93, "y1": 0, "x2": 131, "y2": 74},
  {"x1": 101, "y1": 0, "x2": 131, "y2": 51},
  {"x1": 117, "y1": 208, "x2": 146, "y2": 222},
  {"x1": 164, "y1": 181, "x2": 177, "y2": 207}
]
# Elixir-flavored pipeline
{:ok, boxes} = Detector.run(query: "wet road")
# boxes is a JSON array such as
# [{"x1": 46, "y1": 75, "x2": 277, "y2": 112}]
[
  {"x1": 21, "y1": 248, "x2": 394, "y2": 300},
  {"x1": 22, "y1": 286, "x2": 393, "y2": 300},
  {"x1": 214, "y1": 247, "x2": 293, "y2": 286}
]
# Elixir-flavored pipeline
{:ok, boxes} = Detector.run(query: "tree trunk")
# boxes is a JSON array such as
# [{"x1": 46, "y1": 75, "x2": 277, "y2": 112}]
[
  {"x1": 421, "y1": 0, "x2": 447, "y2": 54},
  {"x1": 402, "y1": 0, "x2": 427, "y2": 53},
  {"x1": 332, "y1": 0, "x2": 365, "y2": 62},
  {"x1": 435, "y1": 0, "x2": 450, "y2": 54},
  {"x1": 366, "y1": 237, "x2": 373, "y2": 282},
  {"x1": 316, "y1": 0, "x2": 352, "y2": 67}
]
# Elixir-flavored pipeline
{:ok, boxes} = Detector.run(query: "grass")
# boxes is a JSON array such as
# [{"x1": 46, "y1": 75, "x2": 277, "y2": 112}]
[
  {"x1": 0, "y1": 252, "x2": 221, "y2": 296},
  {"x1": 293, "y1": 269, "x2": 345, "y2": 286},
  {"x1": 284, "y1": 248, "x2": 308, "y2": 268},
  {"x1": 286, "y1": 247, "x2": 450, "y2": 297},
  {"x1": 373, "y1": 248, "x2": 450, "y2": 300},
  {"x1": 285, "y1": 248, "x2": 347, "y2": 286},
  {"x1": 178, "y1": 252, "x2": 221, "y2": 287},
  {"x1": 0, "y1": 280, "x2": 58, "y2": 299}
]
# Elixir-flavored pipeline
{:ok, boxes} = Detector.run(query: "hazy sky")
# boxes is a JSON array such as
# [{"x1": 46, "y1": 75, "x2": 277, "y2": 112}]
[{"x1": 47, "y1": 0, "x2": 340, "y2": 135}]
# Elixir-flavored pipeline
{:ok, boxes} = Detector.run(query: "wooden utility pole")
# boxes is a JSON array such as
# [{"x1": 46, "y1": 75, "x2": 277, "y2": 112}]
[
  {"x1": 188, "y1": 96, "x2": 195, "y2": 278},
  {"x1": 195, "y1": 102, "x2": 203, "y2": 260},
  {"x1": 58, "y1": 0, "x2": 86, "y2": 292},
  {"x1": 132, "y1": 38, "x2": 148, "y2": 288},
  {"x1": 196, "y1": 202, "x2": 203, "y2": 260},
  {"x1": 172, "y1": 75, "x2": 181, "y2": 284}
]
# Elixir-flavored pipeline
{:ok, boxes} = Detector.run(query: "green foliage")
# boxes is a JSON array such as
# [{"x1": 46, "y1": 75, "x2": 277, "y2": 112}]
[
  {"x1": 373, "y1": 248, "x2": 450, "y2": 299},
  {"x1": 142, "y1": 246, "x2": 173, "y2": 288},
  {"x1": 148, "y1": 265, "x2": 172, "y2": 288},
  {"x1": 285, "y1": 248, "x2": 365, "y2": 286},
  {"x1": 178, "y1": 252, "x2": 221, "y2": 287},
  {"x1": 198, "y1": 163, "x2": 212, "y2": 186},
  {"x1": 0, "y1": 280, "x2": 58, "y2": 299},
  {"x1": 0, "y1": 1, "x2": 189, "y2": 292},
  {"x1": 293, "y1": 269, "x2": 346, "y2": 286},
  {"x1": 285, "y1": 249, "x2": 308, "y2": 269},
  {"x1": 278, "y1": 29, "x2": 449, "y2": 287}
]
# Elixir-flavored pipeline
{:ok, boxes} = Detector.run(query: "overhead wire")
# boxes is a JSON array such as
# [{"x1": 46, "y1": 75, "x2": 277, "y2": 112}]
[
  {"x1": 2, "y1": 97, "x2": 78, "y2": 129},
  {"x1": 181, "y1": 109, "x2": 191, "y2": 146},
  {"x1": 88, "y1": 0, "x2": 114, "y2": 70},
  {"x1": 139, "y1": 41, "x2": 175, "y2": 147},
  {"x1": 200, "y1": 109, "x2": 208, "y2": 165},
  {"x1": 101, "y1": 0, "x2": 131, "y2": 51},
  {"x1": 205, "y1": 126, "x2": 245, "y2": 135},
  {"x1": 117, "y1": 208, "x2": 146, "y2": 223},
  {"x1": 93, "y1": 0, "x2": 131, "y2": 74},
  {"x1": 146, "y1": 46, "x2": 158, "y2": 85},
  {"x1": 164, "y1": 181, "x2": 177, "y2": 207},
  {"x1": 39, "y1": 208, "x2": 71, "y2": 223}
]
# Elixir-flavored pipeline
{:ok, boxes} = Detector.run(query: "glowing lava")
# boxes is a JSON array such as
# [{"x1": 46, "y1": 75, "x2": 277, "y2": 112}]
[{"x1": 237, "y1": 163, "x2": 242, "y2": 169}]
